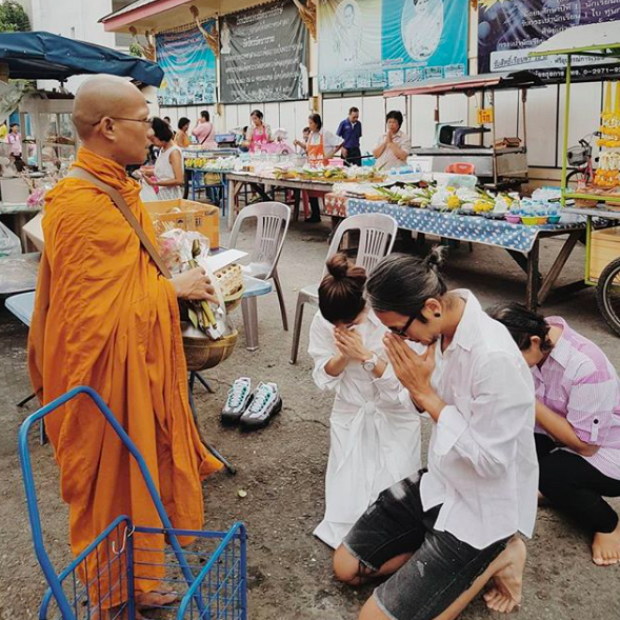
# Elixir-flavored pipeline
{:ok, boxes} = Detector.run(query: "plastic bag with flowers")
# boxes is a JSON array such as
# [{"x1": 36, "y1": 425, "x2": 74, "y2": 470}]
[{"x1": 159, "y1": 229, "x2": 232, "y2": 339}]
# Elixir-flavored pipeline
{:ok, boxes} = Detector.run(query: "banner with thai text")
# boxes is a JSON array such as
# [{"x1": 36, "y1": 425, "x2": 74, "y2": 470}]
[
  {"x1": 478, "y1": 0, "x2": 620, "y2": 82},
  {"x1": 220, "y1": 0, "x2": 309, "y2": 103}
]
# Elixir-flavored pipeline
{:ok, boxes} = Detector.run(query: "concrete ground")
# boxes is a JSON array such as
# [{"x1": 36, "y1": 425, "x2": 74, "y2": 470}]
[{"x1": 0, "y1": 218, "x2": 619, "y2": 619}]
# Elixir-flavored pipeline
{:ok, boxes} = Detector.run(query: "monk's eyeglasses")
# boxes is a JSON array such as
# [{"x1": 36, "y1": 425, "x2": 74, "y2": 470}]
[{"x1": 91, "y1": 117, "x2": 153, "y2": 127}]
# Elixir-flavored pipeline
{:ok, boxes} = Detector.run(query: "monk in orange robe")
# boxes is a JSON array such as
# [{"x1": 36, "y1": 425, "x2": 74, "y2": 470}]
[{"x1": 28, "y1": 76, "x2": 223, "y2": 615}]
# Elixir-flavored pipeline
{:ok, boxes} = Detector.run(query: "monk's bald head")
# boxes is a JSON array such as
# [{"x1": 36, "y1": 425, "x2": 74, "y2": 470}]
[
  {"x1": 73, "y1": 76, "x2": 153, "y2": 166},
  {"x1": 73, "y1": 76, "x2": 146, "y2": 140}
]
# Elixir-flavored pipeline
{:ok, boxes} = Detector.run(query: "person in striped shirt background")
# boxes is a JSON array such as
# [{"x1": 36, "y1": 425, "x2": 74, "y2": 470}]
[{"x1": 490, "y1": 302, "x2": 620, "y2": 567}]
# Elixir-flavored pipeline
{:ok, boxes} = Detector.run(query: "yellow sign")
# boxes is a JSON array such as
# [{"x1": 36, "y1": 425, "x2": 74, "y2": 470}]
[{"x1": 477, "y1": 108, "x2": 494, "y2": 125}]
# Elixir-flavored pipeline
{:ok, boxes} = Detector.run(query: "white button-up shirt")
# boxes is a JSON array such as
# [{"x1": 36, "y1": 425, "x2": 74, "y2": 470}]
[{"x1": 401, "y1": 291, "x2": 539, "y2": 549}]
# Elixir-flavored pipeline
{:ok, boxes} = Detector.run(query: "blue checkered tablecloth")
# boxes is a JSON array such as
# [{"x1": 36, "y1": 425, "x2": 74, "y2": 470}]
[{"x1": 346, "y1": 199, "x2": 586, "y2": 253}]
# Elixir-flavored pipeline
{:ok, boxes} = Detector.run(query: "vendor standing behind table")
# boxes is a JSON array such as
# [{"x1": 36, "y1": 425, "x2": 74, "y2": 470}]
[
  {"x1": 294, "y1": 126, "x2": 311, "y2": 154},
  {"x1": 192, "y1": 110, "x2": 217, "y2": 150},
  {"x1": 175, "y1": 117, "x2": 193, "y2": 199},
  {"x1": 242, "y1": 110, "x2": 273, "y2": 153},
  {"x1": 336, "y1": 106, "x2": 362, "y2": 166},
  {"x1": 373, "y1": 110, "x2": 411, "y2": 171},
  {"x1": 296, "y1": 113, "x2": 343, "y2": 223},
  {"x1": 7, "y1": 123, "x2": 24, "y2": 171},
  {"x1": 142, "y1": 117, "x2": 184, "y2": 201},
  {"x1": 175, "y1": 117, "x2": 191, "y2": 148}
]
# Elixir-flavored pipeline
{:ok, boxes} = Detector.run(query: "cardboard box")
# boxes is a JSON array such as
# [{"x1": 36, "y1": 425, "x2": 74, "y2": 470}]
[
  {"x1": 589, "y1": 227, "x2": 620, "y2": 281},
  {"x1": 144, "y1": 199, "x2": 220, "y2": 249}
]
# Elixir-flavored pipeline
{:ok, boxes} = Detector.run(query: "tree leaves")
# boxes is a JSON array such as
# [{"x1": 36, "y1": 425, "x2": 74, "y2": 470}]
[{"x1": 0, "y1": 1, "x2": 31, "y2": 33}]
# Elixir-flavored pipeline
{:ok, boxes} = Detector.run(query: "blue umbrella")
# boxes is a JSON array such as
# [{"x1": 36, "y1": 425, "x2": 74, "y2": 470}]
[{"x1": 0, "y1": 31, "x2": 163, "y2": 86}]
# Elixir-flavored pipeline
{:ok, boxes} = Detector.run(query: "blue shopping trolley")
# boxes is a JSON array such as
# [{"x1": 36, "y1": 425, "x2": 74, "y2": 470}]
[{"x1": 18, "y1": 386, "x2": 247, "y2": 620}]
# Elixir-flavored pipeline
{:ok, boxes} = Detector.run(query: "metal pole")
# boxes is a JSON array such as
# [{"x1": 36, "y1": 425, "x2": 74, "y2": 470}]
[
  {"x1": 490, "y1": 90, "x2": 497, "y2": 187},
  {"x1": 585, "y1": 215, "x2": 593, "y2": 283},
  {"x1": 480, "y1": 91, "x2": 485, "y2": 147},
  {"x1": 561, "y1": 55, "x2": 572, "y2": 206},
  {"x1": 521, "y1": 88, "x2": 528, "y2": 153}
]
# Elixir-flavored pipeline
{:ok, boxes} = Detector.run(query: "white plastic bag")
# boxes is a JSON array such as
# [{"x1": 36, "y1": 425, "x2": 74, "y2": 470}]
[{"x1": 0, "y1": 222, "x2": 21, "y2": 257}]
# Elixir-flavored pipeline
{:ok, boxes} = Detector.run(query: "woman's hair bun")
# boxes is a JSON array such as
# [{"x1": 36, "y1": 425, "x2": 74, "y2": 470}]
[
  {"x1": 320, "y1": 253, "x2": 367, "y2": 324},
  {"x1": 325, "y1": 253, "x2": 350, "y2": 280},
  {"x1": 424, "y1": 246, "x2": 446, "y2": 271}
]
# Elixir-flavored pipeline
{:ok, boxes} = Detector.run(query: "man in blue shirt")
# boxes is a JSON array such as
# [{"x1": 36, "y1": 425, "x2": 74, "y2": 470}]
[{"x1": 336, "y1": 106, "x2": 362, "y2": 166}]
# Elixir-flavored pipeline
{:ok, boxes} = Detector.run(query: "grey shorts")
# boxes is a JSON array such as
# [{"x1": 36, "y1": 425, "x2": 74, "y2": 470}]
[{"x1": 343, "y1": 472, "x2": 509, "y2": 620}]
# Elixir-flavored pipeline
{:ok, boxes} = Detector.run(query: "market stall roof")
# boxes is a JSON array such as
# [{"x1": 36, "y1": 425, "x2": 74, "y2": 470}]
[
  {"x1": 100, "y1": 0, "x2": 268, "y2": 34},
  {"x1": 529, "y1": 20, "x2": 620, "y2": 58},
  {"x1": 384, "y1": 71, "x2": 543, "y2": 98},
  {"x1": 0, "y1": 31, "x2": 164, "y2": 86}
]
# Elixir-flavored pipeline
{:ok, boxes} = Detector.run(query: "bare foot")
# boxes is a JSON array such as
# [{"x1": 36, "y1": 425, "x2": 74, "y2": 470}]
[
  {"x1": 592, "y1": 522, "x2": 620, "y2": 566},
  {"x1": 483, "y1": 536, "x2": 526, "y2": 614},
  {"x1": 135, "y1": 589, "x2": 178, "y2": 609}
]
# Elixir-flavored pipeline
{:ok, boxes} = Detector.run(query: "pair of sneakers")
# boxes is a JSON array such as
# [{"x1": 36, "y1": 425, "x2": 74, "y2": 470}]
[{"x1": 221, "y1": 378, "x2": 282, "y2": 429}]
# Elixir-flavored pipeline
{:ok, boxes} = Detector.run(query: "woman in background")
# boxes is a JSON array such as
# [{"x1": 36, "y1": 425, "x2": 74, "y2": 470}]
[
  {"x1": 309, "y1": 253, "x2": 421, "y2": 550},
  {"x1": 297, "y1": 113, "x2": 342, "y2": 222},
  {"x1": 143, "y1": 117, "x2": 184, "y2": 201},
  {"x1": 175, "y1": 117, "x2": 191, "y2": 148},
  {"x1": 175, "y1": 117, "x2": 192, "y2": 198},
  {"x1": 192, "y1": 110, "x2": 217, "y2": 149},
  {"x1": 490, "y1": 302, "x2": 620, "y2": 566},
  {"x1": 373, "y1": 111, "x2": 411, "y2": 172},
  {"x1": 243, "y1": 110, "x2": 273, "y2": 153}
]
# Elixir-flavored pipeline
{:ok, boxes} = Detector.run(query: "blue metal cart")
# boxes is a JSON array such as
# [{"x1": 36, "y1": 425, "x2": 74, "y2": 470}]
[{"x1": 19, "y1": 385, "x2": 247, "y2": 620}]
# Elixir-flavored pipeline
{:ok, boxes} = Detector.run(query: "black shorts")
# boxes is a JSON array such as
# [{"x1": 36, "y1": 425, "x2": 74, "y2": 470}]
[{"x1": 343, "y1": 472, "x2": 509, "y2": 620}]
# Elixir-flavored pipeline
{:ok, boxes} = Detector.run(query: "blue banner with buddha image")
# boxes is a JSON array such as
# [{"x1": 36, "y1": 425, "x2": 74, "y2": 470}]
[
  {"x1": 381, "y1": 0, "x2": 468, "y2": 88},
  {"x1": 156, "y1": 22, "x2": 217, "y2": 106}
]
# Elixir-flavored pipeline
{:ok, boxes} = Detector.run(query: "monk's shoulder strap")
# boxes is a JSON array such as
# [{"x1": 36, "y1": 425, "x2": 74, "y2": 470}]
[{"x1": 66, "y1": 168, "x2": 171, "y2": 279}]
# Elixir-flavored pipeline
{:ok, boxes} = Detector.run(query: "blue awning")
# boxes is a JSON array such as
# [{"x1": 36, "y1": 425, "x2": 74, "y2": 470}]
[{"x1": 0, "y1": 31, "x2": 163, "y2": 87}]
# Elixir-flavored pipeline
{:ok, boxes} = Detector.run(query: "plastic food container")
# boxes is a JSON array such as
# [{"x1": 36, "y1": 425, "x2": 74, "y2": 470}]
[
  {"x1": 505, "y1": 214, "x2": 521, "y2": 224},
  {"x1": 536, "y1": 216, "x2": 548, "y2": 225},
  {"x1": 547, "y1": 214, "x2": 561, "y2": 224},
  {"x1": 521, "y1": 216, "x2": 539, "y2": 226}
]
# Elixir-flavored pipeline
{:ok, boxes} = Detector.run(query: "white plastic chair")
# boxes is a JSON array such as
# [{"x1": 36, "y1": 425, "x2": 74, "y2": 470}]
[
  {"x1": 229, "y1": 202, "x2": 291, "y2": 350},
  {"x1": 289, "y1": 213, "x2": 398, "y2": 364}
]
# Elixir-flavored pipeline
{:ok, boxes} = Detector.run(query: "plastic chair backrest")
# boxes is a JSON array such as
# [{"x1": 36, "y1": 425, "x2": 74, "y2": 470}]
[
  {"x1": 445, "y1": 162, "x2": 475, "y2": 175},
  {"x1": 229, "y1": 202, "x2": 291, "y2": 280},
  {"x1": 322, "y1": 213, "x2": 398, "y2": 278}
]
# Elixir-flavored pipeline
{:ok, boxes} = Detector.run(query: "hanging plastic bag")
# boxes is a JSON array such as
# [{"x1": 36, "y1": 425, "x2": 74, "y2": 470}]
[{"x1": 0, "y1": 222, "x2": 21, "y2": 257}]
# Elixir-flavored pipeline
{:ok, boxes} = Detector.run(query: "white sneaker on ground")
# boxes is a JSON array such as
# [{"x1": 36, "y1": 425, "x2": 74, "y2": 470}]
[{"x1": 240, "y1": 382, "x2": 282, "y2": 430}]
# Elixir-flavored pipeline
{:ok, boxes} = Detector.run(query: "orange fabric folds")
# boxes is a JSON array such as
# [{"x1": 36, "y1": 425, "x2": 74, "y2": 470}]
[{"x1": 28, "y1": 148, "x2": 222, "y2": 608}]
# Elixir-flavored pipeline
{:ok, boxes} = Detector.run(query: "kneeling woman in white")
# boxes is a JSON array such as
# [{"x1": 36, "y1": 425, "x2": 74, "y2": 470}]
[{"x1": 309, "y1": 254, "x2": 421, "y2": 549}]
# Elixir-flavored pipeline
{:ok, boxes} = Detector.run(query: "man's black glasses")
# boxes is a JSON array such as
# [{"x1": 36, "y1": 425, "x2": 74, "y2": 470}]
[{"x1": 390, "y1": 315, "x2": 416, "y2": 338}]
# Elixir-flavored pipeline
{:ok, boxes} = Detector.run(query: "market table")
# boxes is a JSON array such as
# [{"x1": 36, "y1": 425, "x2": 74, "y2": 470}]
[
  {"x1": 0, "y1": 202, "x2": 42, "y2": 251},
  {"x1": 226, "y1": 172, "x2": 335, "y2": 228},
  {"x1": 325, "y1": 196, "x2": 603, "y2": 309},
  {"x1": 184, "y1": 167, "x2": 228, "y2": 212}
]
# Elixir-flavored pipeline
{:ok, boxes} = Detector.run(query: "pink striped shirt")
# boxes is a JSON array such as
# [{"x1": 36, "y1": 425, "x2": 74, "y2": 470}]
[{"x1": 533, "y1": 317, "x2": 620, "y2": 479}]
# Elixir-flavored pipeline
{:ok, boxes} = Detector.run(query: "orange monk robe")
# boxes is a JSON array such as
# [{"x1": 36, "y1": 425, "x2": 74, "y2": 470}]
[{"x1": 28, "y1": 148, "x2": 222, "y2": 607}]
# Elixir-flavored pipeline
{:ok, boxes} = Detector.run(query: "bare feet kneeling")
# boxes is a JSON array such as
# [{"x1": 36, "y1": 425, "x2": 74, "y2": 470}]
[
  {"x1": 483, "y1": 536, "x2": 526, "y2": 614},
  {"x1": 592, "y1": 521, "x2": 620, "y2": 566}
]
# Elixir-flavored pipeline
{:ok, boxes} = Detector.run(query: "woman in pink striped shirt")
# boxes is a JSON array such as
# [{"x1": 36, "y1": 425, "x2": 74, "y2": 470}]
[{"x1": 490, "y1": 303, "x2": 620, "y2": 566}]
